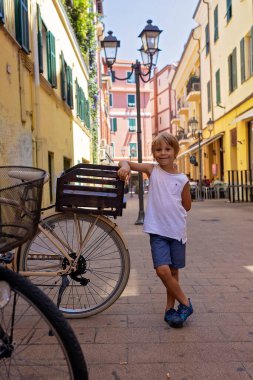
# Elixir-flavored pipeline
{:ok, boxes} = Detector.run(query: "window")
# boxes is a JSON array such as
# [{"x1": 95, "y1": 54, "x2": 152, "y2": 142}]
[
  {"x1": 128, "y1": 118, "x2": 136, "y2": 132},
  {"x1": 127, "y1": 71, "x2": 135, "y2": 83},
  {"x1": 129, "y1": 143, "x2": 137, "y2": 157},
  {"x1": 214, "y1": 5, "x2": 219, "y2": 42},
  {"x1": 0, "y1": 0, "x2": 4, "y2": 23},
  {"x1": 127, "y1": 94, "x2": 136, "y2": 107},
  {"x1": 76, "y1": 80, "x2": 90, "y2": 128},
  {"x1": 15, "y1": 0, "x2": 29, "y2": 53},
  {"x1": 109, "y1": 93, "x2": 113, "y2": 107},
  {"x1": 37, "y1": 6, "x2": 57, "y2": 87},
  {"x1": 111, "y1": 70, "x2": 115, "y2": 83},
  {"x1": 215, "y1": 69, "x2": 221, "y2": 105},
  {"x1": 110, "y1": 118, "x2": 117, "y2": 132},
  {"x1": 228, "y1": 47, "x2": 237, "y2": 93},
  {"x1": 226, "y1": 0, "x2": 232, "y2": 23},
  {"x1": 207, "y1": 81, "x2": 211, "y2": 112},
  {"x1": 205, "y1": 24, "x2": 210, "y2": 55},
  {"x1": 61, "y1": 52, "x2": 73, "y2": 108},
  {"x1": 63, "y1": 157, "x2": 71, "y2": 171},
  {"x1": 241, "y1": 28, "x2": 253, "y2": 82}
]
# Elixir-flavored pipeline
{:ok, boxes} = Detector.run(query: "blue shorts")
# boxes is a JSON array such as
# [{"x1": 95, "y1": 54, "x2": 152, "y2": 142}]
[{"x1": 149, "y1": 234, "x2": 186, "y2": 269}]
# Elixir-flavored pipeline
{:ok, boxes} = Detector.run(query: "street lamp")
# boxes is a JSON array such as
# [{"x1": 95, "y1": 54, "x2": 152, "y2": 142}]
[
  {"x1": 207, "y1": 118, "x2": 214, "y2": 136},
  {"x1": 188, "y1": 116, "x2": 203, "y2": 200},
  {"x1": 101, "y1": 20, "x2": 162, "y2": 224}
]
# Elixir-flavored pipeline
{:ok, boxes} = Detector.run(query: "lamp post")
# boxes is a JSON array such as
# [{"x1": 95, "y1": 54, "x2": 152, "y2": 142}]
[
  {"x1": 101, "y1": 20, "x2": 162, "y2": 225},
  {"x1": 129, "y1": 147, "x2": 136, "y2": 197},
  {"x1": 188, "y1": 116, "x2": 203, "y2": 200}
]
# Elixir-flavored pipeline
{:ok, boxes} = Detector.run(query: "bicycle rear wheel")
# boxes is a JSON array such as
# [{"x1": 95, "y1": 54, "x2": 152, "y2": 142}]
[
  {"x1": 0, "y1": 266, "x2": 88, "y2": 379},
  {"x1": 20, "y1": 213, "x2": 130, "y2": 318}
]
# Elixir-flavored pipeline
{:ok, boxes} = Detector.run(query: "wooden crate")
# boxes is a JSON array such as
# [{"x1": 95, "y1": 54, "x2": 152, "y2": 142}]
[{"x1": 55, "y1": 164, "x2": 125, "y2": 218}]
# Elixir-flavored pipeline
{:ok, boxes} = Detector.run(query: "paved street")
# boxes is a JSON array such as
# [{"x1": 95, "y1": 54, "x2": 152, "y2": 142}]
[{"x1": 70, "y1": 196, "x2": 253, "y2": 380}]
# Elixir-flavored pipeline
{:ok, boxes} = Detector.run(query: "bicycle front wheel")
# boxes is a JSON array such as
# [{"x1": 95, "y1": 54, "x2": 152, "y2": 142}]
[
  {"x1": 20, "y1": 213, "x2": 130, "y2": 318},
  {"x1": 0, "y1": 266, "x2": 88, "y2": 379}
]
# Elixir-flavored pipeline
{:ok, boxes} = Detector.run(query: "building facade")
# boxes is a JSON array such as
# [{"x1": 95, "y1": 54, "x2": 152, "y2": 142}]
[
  {"x1": 150, "y1": 64, "x2": 177, "y2": 138},
  {"x1": 0, "y1": 0, "x2": 98, "y2": 205},
  {"x1": 194, "y1": 0, "x2": 253, "y2": 199},
  {"x1": 106, "y1": 60, "x2": 153, "y2": 164},
  {"x1": 172, "y1": 0, "x2": 253, "y2": 201}
]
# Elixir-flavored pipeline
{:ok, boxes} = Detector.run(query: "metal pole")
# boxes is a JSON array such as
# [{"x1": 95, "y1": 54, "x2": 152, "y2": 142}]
[
  {"x1": 198, "y1": 131, "x2": 203, "y2": 200},
  {"x1": 134, "y1": 60, "x2": 145, "y2": 225},
  {"x1": 129, "y1": 155, "x2": 133, "y2": 197}
]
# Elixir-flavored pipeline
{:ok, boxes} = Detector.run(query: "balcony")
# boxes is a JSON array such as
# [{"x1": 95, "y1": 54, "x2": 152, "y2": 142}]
[
  {"x1": 171, "y1": 112, "x2": 181, "y2": 125},
  {"x1": 186, "y1": 76, "x2": 200, "y2": 102},
  {"x1": 177, "y1": 99, "x2": 189, "y2": 115}
]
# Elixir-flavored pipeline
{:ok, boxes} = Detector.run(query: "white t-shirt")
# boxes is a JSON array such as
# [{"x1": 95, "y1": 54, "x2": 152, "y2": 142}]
[{"x1": 143, "y1": 165, "x2": 189, "y2": 243}]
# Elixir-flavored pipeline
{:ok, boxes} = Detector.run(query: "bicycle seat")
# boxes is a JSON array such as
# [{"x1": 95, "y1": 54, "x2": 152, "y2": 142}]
[{"x1": 8, "y1": 170, "x2": 49, "y2": 183}]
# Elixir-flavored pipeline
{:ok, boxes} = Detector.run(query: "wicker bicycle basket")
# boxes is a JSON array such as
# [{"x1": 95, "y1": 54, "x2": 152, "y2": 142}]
[
  {"x1": 55, "y1": 163, "x2": 125, "y2": 218},
  {"x1": 0, "y1": 166, "x2": 46, "y2": 253}
]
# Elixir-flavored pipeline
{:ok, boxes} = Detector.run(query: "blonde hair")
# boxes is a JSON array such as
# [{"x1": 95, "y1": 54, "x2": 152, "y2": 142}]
[{"x1": 151, "y1": 132, "x2": 180, "y2": 157}]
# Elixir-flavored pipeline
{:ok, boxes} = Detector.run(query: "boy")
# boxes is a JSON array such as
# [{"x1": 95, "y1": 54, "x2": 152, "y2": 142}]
[{"x1": 118, "y1": 132, "x2": 193, "y2": 328}]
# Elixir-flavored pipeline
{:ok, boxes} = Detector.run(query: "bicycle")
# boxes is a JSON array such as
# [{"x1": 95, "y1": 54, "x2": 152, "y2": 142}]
[
  {"x1": 16, "y1": 163, "x2": 130, "y2": 318},
  {"x1": 0, "y1": 166, "x2": 88, "y2": 379}
]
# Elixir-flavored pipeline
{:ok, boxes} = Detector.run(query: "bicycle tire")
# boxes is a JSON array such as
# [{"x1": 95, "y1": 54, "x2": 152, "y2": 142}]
[
  {"x1": 0, "y1": 266, "x2": 88, "y2": 380},
  {"x1": 20, "y1": 213, "x2": 130, "y2": 318}
]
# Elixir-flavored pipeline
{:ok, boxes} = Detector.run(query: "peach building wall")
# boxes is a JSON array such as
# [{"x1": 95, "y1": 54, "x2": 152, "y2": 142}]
[{"x1": 108, "y1": 60, "x2": 153, "y2": 163}]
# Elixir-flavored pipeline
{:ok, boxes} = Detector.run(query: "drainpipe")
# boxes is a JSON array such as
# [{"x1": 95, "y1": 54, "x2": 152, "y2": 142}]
[{"x1": 32, "y1": 2, "x2": 42, "y2": 168}]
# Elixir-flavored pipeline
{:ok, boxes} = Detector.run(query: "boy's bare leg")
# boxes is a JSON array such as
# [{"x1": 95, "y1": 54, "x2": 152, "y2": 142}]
[
  {"x1": 166, "y1": 267, "x2": 178, "y2": 310},
  {"x1": 156, "y1": 265, "x2": 189, "y2": 307}
]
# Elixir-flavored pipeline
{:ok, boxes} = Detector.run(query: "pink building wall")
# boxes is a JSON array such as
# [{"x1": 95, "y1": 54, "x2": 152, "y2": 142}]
[
  {"x1": 107, "y1": 60, "x2": 153, "y2": 164},
  {"x1": 150, "y1": 64, "x2": 177, "y2": 138}
]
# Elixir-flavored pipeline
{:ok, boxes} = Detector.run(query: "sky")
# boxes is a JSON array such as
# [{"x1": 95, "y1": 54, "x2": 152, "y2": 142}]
[{"x1": 102, "y1": 0, "x2": 200, "y2": 70}]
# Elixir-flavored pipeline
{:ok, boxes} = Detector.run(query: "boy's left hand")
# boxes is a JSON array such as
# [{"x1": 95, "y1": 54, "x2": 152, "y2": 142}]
[{"x1": 117, "y1": 167, "x2": 130, "y2": 181}]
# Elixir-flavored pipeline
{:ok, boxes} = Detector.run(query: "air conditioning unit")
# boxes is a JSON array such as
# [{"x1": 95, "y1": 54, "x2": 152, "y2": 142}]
[
  {"x1": 192, "y1": 82, "x2": 200, "y2": 91},
  {"x1": 100, "y1": 139, "x2": 107, "y2": 148}
]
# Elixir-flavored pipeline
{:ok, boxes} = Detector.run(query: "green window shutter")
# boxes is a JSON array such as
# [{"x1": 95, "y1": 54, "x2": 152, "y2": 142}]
[
  {"x1": 205, "y1": 24, "x2": 210, "y2": 55},
  {"x1": 207, "y1": 81, "x2": 211, "y2": 112},
  {"x1": 228, "y1": 54, "x2": 233, "y2": 93},
  {"x1": 215, "y1": 69, "x2": 221, "y2": 105},
  {"x1": 85, "y1": 99, "x2": 90, "y2": 129},
  {"x1": 76, "y1": 80, "x2": 80, "y2": 117},
  {"x1": 240, "y1": 38, "x2": 245, "y2": 83},
  {"x1": 232, "y1": 47, "x2": 237, "y2": 90},
  {"x1": 80, "y1": 89, "x2": 85, "y2": 122},
  {"x1": 66, "y1": 66, "x2": 73, "y2": 108},
  {"x1": 251, "y1": 26, "x2": 253, "y2": 75},
  {"x1": 37, "y1": 4, "x2": 43, "y2": 73},
  {"x1": 214, "y1": 6, "x2": 218, "y2": 42},
  {"x1": 111, "y1": 71, "x2": 115, "y2": 82},
  {"x1": 226, "y1": 0, "x2": 232, "y2": 23},
  {"x1": 47, "y1": 32, "x2": 57, "y2": 87},
  {"x1": 15, "y1": 0, "x2": 29, "y2": 53},
  {"x1": 113, "y1": 118, "x2": 117, "y2": 132},
  {"x1": 0, "y1": 0, "x2": 5, "y2": 23},
  {"x1": 60, "y1": 52, "x2": 66, "y2": 100},
  {"x1": 110, "y1": 118, "x2": 117, "y2": 132}
]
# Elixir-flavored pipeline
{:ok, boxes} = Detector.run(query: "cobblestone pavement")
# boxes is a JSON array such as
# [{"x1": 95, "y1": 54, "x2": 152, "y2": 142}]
[{"x1": 70, "y1": 196, "x2": 253, "y2": 380}]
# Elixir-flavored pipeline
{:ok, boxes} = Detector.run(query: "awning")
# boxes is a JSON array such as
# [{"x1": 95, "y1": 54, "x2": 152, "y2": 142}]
[
  {"x1": 231, "y1": 108, "x2": 253, "y2": 124},
  {"x1": 177, "y1": 133, "x2": 224, "y2": 158}
]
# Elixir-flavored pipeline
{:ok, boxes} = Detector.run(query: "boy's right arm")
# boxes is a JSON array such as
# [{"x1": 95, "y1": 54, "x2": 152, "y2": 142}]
[{"x1": 118, "y1": 160, "x2": 153, "y2": 181}]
